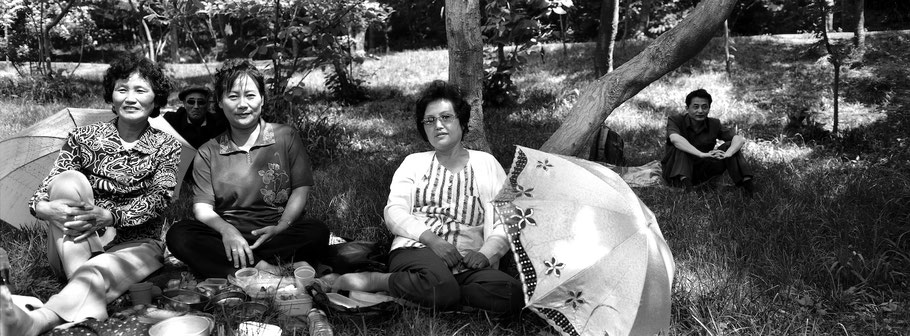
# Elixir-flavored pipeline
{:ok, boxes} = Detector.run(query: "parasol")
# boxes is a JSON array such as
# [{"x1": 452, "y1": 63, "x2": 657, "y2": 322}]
[
  {"x1": 495, "y1": 146, "x2": 675, "y2": 336},
  {"x1": 0, "y1": 108, "x2": 196, "y2": 229}
]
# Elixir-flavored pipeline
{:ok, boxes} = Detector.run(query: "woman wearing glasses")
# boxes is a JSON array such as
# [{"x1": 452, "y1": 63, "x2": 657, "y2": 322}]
[{"x1": 329, "y1": 80, "x2": 523, "y2": 314}]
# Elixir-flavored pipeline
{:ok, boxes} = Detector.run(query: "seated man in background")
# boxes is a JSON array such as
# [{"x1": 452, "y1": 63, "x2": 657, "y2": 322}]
[
  {"x1": 164, "y1": 86, "x2": 226, "y2": 149},
  {"x1": 661, "y1": 89, "x2": 755, "y2": 194}
]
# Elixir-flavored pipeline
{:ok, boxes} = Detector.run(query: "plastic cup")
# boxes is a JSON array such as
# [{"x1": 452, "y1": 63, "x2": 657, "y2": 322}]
[
  {"x1": 293, "y1": 265, "x2": 315, "y2": 293},
  {"x1": 234, "y1": 267, "x2": 259, "y2": 287},
  {"x1": 129, "y1": 282, "x2": 159, "y2": 306}
]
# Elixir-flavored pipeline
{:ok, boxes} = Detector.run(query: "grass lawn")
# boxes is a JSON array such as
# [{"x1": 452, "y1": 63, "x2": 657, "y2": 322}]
[{"x1": 2, "y1": 31, "x2": 909, "y2": 335}]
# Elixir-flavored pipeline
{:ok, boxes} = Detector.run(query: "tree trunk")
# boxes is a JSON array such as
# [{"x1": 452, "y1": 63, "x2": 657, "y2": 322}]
[
  {"x1": 39, "y1": 0, "x2": 81, "y2": 76},
  {"x1": 445, "y1": 0, "x2": 490, "y2": 153},
  {"x1": 724, "y1": 19, "x2": 732, "y2": 75},
  {"x1": 540, "y1": 0, "x2": 738, "y2": 155},
  {"x1": 821, "y1": 17, "x2": 841, "y2": 136},
  {"x1": 853, "y1": 0, "x2": 865, "y2": 50},
  {"x1": 141, "y1": 19, "x2": 156, "y2": 62},
  {"x1": 170, "y1": 20, "x2": 179, "y2": 62},
  {"x1": 595, "y1": 0, "x2": 620, "y2": 77}
]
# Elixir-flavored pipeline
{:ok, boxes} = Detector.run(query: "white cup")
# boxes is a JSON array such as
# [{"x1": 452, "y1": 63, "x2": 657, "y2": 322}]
[{"x1": 293, "y1": 265, "x2": 316, "y2": 293}]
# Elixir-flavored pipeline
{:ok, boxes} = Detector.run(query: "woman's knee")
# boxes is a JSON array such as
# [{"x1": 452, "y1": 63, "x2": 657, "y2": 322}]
[
  {"x1": 397, "y1": 270, "x2": 461, "y2": 309},
  {"x1": 47, "y1": 170, "x2": 93, "y2": 202},
  {"x1": 164, "y1": 220, "x2": 203, "y2": 252}
]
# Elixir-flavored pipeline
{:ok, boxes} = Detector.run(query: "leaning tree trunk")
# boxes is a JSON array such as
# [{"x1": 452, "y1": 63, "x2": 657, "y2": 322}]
[
  {"x1": 595, "y1": 0, "x2": 620, "y2": 76},
  {"x1": 445, "y1": 0, "x2": 490, "y2": 153},
  {"x1": 540, "y1": 0, "x2": 738, "y2": 155}
]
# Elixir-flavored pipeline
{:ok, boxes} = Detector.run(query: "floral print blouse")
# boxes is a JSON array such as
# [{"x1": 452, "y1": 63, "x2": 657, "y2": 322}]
[
  {"x1": 29, "y1": 119, "x2": 182, "y2": 244},
  {"x1": 192, "y1": 120, "x2": 313, "y2": 239}
]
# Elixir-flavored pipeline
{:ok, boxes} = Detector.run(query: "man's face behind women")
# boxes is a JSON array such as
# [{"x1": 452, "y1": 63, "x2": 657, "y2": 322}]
[{"x1": 183, "y1": 92, "x2": 209, "y2": 122}]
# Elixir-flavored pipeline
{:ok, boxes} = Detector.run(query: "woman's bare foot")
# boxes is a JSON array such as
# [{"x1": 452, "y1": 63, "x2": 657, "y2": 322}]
[
  {"x1": 1, "y1": 286, "x2": 43, "y2": 336},
  {"x1": 332, "y1": 272, "x2": 391, "y2": 293}
]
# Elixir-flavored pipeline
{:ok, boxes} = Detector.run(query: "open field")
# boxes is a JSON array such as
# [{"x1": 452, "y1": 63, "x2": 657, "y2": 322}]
[{"x1": 2, "y1": 31, "x2": 909, "y2": 335}]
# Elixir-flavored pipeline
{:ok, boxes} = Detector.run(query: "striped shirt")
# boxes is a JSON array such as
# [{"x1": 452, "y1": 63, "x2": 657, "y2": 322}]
[{"x1": 400, "y1": 156, "x2": 485, "y2": 251}]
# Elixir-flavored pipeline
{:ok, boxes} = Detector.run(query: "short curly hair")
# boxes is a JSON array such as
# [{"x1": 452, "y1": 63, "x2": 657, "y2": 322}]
[
  {"x1": 102, "y1": 54, "x2": 173, "y2": 118},
  {"x1": 414, "y1": 80, "x2": 470, "y2": 142},
  {"x1": 213, "y1": 59, "x2": 267, "y2": 104}
]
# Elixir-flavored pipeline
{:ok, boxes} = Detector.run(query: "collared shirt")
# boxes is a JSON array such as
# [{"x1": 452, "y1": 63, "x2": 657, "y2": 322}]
[
  {"x1": 29, "y1": 119, "x2": 182, "y2": 244},
  {"x1": 192, "y1": 120, "x2": 313, "y2": 237},
  {"x1": 665, "y1": 114, "x2": 735, "y2": 153}
]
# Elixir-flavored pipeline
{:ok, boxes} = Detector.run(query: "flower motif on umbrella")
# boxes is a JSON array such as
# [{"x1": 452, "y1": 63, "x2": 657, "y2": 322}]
[
  {"x1": 565, "y1": 290, "x2": 586, "y2": 310},
  {"x1": 510, "y1": 207, "x2": 536, "y2": 230},
  {"x1": 513, "y1": 184, "x2": 534, "y2": 198},
  {"x1": 536, "y1": 159, "x2": 554, "y2": 171},
  {"x1": 544, "y1": 257, "x2": 565, "y2": 277}
]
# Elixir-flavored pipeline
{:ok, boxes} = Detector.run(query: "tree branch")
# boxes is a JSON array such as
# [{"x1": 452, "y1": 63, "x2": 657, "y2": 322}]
[{"x1": 44, "y1": 0, "x2": 82, "y2": 34}]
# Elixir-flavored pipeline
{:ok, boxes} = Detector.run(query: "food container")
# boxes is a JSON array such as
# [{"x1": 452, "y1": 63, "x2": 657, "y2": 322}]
[
  {"x1": 274, "y1": 292, "x2": 312, "y2": 316},
  {"x1": 195, "y1": 278, "x2": 228, "y2": 296},
  {"x1": 243, "y1": 276, "x2": 295, "y2": 300},
  {"x1": 207, "y1": 290, "x2": 248, "y2": 310},
  {"x1": 160, "y1": 289, "x2": 210, "y2": 312},
  {"x1": 236, "y1": 321, "x2": 282, "y2": 336},
  {"x1": 148, "y1": 315, "x2": 213, "y2": 336}
]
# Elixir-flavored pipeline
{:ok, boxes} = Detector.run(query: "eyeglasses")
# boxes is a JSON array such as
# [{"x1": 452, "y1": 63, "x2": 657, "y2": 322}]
[
  {"x1": 185, "y1": 99, "x2": 207, "y2": 106},
  {"x1": 421, "y1": 114, "x2": 457, "y2": 126}
]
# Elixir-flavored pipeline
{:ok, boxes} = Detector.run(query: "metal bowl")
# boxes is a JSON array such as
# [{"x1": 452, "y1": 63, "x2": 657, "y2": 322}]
[
  {"x1": 160, "y1": 289, "x2": 211, "y2": 312},
  {"x1": 207, "y1": 290, "x2": 249, "y2": 310}
]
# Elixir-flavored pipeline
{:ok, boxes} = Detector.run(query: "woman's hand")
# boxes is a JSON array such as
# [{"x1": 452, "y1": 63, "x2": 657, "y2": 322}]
[
  {"x1": 35, "y1": 199, "x2": 87, "y2": 227},
  {"x1": 63, "y1": 204, "x2": 113, "y2": 242},
  {"x1": 249, "y1": 225, "x2": 286, "y2": 249},
  {"x1": 220, "y1": 226, "x2": 255, "y2": 269},
  {"x1": 420, "y1": 231, "x2": 462, "y2": 267},
  {"x1": 462, "y1": 250, "x2": 490, "y2": 269}
]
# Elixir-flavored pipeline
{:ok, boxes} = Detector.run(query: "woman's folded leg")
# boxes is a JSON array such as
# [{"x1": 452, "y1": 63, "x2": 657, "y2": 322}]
[{"x1": 165, "y1": 219, "x2": 235, "y2": 279}]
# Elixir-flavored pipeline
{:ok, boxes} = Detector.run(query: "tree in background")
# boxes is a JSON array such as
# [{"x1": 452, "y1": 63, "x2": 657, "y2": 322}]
[
  {"x1": 3, "y1": 0, "x2": 92, "y2": 76},
  {"x1": 481, "y1": 0, "x2": 572, "y2": 106},
  {"x1": 540, "y1": 0, "x2": 738, "y2": 155},
  {"x1": 594, "y1": 0, "x2": 618, "y2": 76},
  {"x1": 446, "y1": 0, "x2": 491, "y2": 152},
  {"x1": 852, "y1": 0, "x2": 865, "y2": 51},
  {"x1": 204, "y1": 0, "x2": 391, "y2": 106}
]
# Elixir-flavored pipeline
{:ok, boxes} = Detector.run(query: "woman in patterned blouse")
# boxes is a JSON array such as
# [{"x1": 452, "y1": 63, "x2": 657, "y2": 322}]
[
  {"x1": 328, "y1": 81, "x2": 523, "y2": 314},
  {"x1": 3, "y1": 54, "x2": 181, "y2": 336},
  {"x1": 166, "y1": 59, "x2": 329, "y2": 279}
]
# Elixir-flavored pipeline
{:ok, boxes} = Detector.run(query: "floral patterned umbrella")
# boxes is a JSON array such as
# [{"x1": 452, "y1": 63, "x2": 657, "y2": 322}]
[{"x1": 495, "y1": 146, "x2": 674, "y2": 336}]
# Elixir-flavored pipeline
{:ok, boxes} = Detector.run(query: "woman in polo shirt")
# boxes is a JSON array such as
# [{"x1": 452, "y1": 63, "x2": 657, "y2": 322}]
[
  {"x1": 166, "y1": 59, "x2": 329, "y2": 279},
  {"x1": 326, "y1": 81, "x2": 523, "y2": 315}
]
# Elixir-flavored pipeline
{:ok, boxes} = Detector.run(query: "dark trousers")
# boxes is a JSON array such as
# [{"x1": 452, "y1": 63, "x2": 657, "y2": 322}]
[
  {"x1": 661, "y1": 142, "x2": 753, "y2": 186},
  {"x1": 165, "y1": 218, "x2": 329, "y2": 279},
  {"x1": 387, "y1": 248, "x2": 524, "y2": 314}
]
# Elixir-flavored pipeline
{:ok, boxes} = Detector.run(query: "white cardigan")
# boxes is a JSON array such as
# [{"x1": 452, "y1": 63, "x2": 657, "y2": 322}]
[{"x1": 384, "y1": 150, "x2": 511, "y2": 266}]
